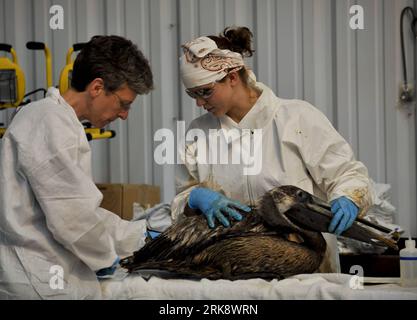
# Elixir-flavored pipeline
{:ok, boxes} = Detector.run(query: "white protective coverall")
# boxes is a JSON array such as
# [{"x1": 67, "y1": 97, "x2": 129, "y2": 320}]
[
  {"x1": 171, "y1": 82, "x2": 373, "y2": 273},
  {"x1": 0, "y1": 88, "x2": 147, "y2": 299}
]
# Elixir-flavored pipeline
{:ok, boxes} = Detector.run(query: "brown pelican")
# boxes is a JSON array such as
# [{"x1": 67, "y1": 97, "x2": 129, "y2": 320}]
[{"x1": 120, "y1": 186, "x2": 398, "y2": 280}]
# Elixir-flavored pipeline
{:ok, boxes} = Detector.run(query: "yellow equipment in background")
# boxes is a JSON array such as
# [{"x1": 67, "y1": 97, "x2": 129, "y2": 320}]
[
  {"x1": 26, "y1": 42, "x2": 53, "y2": 89},
  {"x1": 0, "y1": 43, "x2": 25, "y2": 108},
  {"x1": 84, "y1": 123, "x2": 116, "y2": 141},
  {"x1": 0, "y1": 41, "x2": 116, "y2": 142},
  {"x1": 60, "y1": 43, "x2": 116, "y2": 141},
  {"x1": 59, "y1": 43, "x2": 85, "y2": 94}
]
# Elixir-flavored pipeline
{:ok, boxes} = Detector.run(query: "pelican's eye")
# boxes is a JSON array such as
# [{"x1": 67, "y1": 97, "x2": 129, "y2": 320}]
[{"x1": 295, "y1": 190, "x2": 308, "y2": 202}]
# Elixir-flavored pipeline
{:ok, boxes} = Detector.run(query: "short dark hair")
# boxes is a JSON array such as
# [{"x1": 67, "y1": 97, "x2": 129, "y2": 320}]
[{"x1": 71, "y1": 35, "x2": 153, "y2": 95}]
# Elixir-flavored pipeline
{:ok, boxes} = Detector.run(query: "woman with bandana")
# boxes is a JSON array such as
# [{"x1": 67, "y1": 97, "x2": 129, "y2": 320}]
[{"x1": 171, "y1": 27, "x2": 373, "y2": 272}]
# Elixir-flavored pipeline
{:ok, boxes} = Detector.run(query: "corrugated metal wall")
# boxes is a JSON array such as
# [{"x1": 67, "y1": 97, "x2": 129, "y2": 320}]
[{"x1": 1, "y1": 0, "x2": 416, "y2": 235}]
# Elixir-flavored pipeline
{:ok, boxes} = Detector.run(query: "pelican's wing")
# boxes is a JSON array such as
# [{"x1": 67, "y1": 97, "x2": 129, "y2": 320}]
[{"x1": 121, "y1": 212, "x2": 265, "y2": 269}]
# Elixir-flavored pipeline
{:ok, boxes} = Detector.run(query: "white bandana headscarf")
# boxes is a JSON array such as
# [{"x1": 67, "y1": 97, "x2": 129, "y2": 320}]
[{"x1": 180, "y1": 36, "x2": 245, "y2": 89}]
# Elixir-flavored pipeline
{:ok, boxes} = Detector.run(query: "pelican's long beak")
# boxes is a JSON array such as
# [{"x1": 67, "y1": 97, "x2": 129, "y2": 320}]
[{"x1": 286, "y1": 194, "x2": 399, "y2": 251}]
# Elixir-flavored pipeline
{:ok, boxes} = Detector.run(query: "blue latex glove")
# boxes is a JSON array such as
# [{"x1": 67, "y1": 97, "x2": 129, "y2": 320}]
[
  {"x1": 328, "y1": 196, "x2": 359, "y2": 235},
  {"x1": 96, "y1": 257, "x2": 120, "y2": 278},
  {"x1": 147, "y1": 230, "x2": 161, "y2": 239},
  {"x1": 188, "y1": 187, "x2": 251, "y2": 228}
]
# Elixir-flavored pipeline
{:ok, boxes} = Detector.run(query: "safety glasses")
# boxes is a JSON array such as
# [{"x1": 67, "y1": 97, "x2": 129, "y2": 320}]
[
  {"x1": 112, "y1": 91, "x2": 133, "y2": 111},
  {"x1": 184, "y1": 68, "x2": 241, "y2": 101},
  {"x1": 185, "y1": 82, "x2": 216, "y2": 100}
]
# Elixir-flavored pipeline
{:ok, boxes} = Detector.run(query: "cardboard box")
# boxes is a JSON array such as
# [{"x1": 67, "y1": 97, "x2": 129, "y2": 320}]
[{"x1": 96, "y1": 183, "x2": 160, "y2": 220}]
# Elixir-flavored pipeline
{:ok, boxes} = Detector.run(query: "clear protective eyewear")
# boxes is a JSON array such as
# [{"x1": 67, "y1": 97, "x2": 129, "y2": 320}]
[
  {"x1": 185, "y1": 82, "x2": 216, "y2": 100},
  {"x1": 184, "y1": 67, "x2": 242, "y2": 101},
  {"x1": 112, "y1": 91, "x2": 133, "y2": 111}
]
